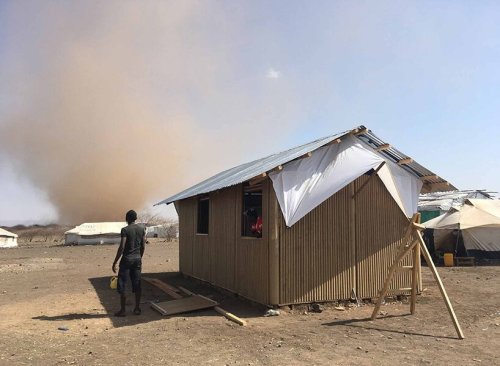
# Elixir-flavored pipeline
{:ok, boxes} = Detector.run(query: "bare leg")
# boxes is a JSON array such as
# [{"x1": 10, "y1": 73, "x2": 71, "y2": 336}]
[
  {"x1": 133, "y1": 289, "x2": 142, "y2": 315},
  {"x1": 115, "y1": 293, "x2": 126, "y2": 317}
]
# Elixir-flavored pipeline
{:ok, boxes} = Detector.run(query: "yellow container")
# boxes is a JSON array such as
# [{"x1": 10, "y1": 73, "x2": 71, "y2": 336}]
[
  {"x1": 110, "y1": 276, "x2": 118, "y2": 289},
  {"x1": 444, "y1": 253, "x2": 454, "y2": 267}
]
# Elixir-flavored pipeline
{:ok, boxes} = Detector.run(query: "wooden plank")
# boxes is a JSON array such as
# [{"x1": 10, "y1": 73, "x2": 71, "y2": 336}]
[
  {"x1": 249, "y1": 173, "x2": 267, "y2": 186},
  {"x1": 420, "y1": 175, "x2": 438, "y2": 181},
  {"x1": 397, "y1": 157, "x2": 413, "y2": 165},
  {"x1": 143, "y1": 277, "x2": 183, "y2": 299},
  {"x1": 178, "y1": 286, "x2": 247, "y2": 326},
  {"x1": 410, "y1": 242, "x2": 420, "y2": 314},
  {"x1": 416, "y1": 230, "x2": 465, "y2": 339},
  {"x1": 327, "y1": 138, "x2": 342, "y2": 145},
  {"x1": 354, "y1": 127, "x2": 368, "y2": 136},
  {"x1": 152, "y1": 295, "x2": 218, "y2": 316},
  {"x1": 371, "y1": 239, "x2": 418, "y2": 319},
  {"x1": 375, "y1": 143, "x2": 390, "y2": 152}
]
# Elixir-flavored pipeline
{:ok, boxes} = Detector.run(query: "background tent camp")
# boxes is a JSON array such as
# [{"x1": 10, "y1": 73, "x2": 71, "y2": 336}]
[
  {"x1": 424, "y1": 199, "x2": 500, "y2": 260},
  {"x1": 0, "y1": 227, "x2": 18, "y2": 248},
  {"x1": 418, "y1": 190, "x2": 495, "y2": 222},
  {"x1": 64, "y1": 222, "x2": 127, "y2": 245},
  {"x1": 156, "y1": 126, "x2": 454, "y2": 306}
]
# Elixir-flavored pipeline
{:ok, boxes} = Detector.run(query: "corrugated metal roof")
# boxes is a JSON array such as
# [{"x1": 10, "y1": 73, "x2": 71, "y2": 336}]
[
  {"x1": 155, "y1": 130, "x2": 349, "y2": 205},
  {"x1": 0, "y1": 227, "x2": 18, "y2": 238},
  {"x1": 156, "y1": 125, "x2": 456, "y2": 205}
]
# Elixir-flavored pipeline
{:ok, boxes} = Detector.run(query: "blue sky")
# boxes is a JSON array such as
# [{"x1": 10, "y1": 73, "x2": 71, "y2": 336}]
[{"x1": 0, "y1": 1, "x2": 499, "y2": 225}]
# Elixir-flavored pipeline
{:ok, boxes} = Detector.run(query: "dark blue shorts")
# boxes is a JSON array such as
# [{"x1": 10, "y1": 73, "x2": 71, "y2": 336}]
[{"x1": 117, "y1": 258, "x2": 142, "y2": 294}]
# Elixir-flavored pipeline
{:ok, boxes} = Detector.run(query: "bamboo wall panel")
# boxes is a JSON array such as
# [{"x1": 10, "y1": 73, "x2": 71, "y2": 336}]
[
  {"x1": 178, "y1": 198, "x2": 195, "y2": 276},
  {"x1": 210, "y1": 186, "x2": 238, "y2": 290},
  {"x1": 354, "y1": 175, "x2": 414, "y2": 298},
  {"x1": 278, "y1": 184, "x2": 354, "y2": 305},
  {"x1": 234, "y1": 181, "x2": 270, "y2": 304},
  {"x1": 178, "y1": 182, "x2": 270, "y2": 305}
]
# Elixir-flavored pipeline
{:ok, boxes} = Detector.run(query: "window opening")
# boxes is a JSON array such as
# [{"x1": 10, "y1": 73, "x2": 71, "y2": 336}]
[
  {"x1": 197, "y1": 195, "x2": 210, "y2": 234},
  {"x1": 242, "y1": 183, "x2": 263, "y2": 238}
]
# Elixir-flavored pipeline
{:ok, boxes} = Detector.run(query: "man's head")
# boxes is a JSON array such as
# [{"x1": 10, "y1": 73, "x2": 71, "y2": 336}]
[{"x1": 125, "y1": 210, "x2": 137, "y2": 224}]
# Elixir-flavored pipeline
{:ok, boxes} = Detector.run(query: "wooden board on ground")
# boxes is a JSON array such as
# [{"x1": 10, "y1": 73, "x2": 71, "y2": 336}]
[{"x1": 151, "y1": 295, "x2": 218, "y2": 316}]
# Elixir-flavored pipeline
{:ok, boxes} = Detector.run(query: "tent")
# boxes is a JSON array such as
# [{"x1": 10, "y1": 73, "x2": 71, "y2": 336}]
[
  {"x1": 424, "y1": 199, "x2": 500, "y2": 259},
  {"x1": 64, "y1": 222, "x2": 127, "y2": 245},
  {"x1": 0, "y1": 227, "x2": 18, "y2": 248}
]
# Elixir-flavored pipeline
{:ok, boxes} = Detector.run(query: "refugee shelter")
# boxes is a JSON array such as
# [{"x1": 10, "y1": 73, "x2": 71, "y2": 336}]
[
  {"x1": 156, "y1": 126, "x2": 454, "y2": 306},
  {"x1": 424, "y1": 199, "x2": 500, "y2": 259},
  {"x1": 419, "y1": 190, "x2": 494, "y2": 222},
  {"x1": 0, "y1": 227, "x2": 18, "y2": 248},
  {"x1": 146, "y1": 224, "x2": 178, "y2": 239},
  {"x1": 64, "y1": 222, "x2": 126, "y2": 245}
]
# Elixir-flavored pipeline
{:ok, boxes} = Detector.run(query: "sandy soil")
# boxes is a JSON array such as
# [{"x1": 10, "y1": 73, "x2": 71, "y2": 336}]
[{"x1": 0, "y1": 238, "x2": 499, "y2": 366}]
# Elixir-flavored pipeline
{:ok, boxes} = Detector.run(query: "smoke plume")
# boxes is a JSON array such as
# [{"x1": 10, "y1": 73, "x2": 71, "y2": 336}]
[{"x1": 0, "y1": 2, "x2": 298, "y2": 224}]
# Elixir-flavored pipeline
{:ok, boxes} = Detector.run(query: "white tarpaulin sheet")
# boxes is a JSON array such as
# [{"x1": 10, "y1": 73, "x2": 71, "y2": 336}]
[
  {"x1": 424, "y1": 199, "x2": 500, "y2": 252},
  {"x1": 269, "y1": 135, "x2": 422, "y2": 226}
]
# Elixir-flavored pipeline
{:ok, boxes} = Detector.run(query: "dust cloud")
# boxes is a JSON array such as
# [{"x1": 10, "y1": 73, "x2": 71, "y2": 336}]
[{"x1": 0, "y1": 2, "x2": 298, "y2": 224}]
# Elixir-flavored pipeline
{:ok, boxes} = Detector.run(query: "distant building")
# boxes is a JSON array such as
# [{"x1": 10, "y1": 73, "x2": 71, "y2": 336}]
[
  {"x1": 0, "y1": 227, "x2": 18, "y2": 248},
  {"x1": 64, "y1": 222, "x2": 127, "y2": 245},
  {"x1": 146, "y1": 224, "x2": 178, "y2": 239},
  {"x1": 419, "y1": 190, "x2": 494, "y2": 222}
]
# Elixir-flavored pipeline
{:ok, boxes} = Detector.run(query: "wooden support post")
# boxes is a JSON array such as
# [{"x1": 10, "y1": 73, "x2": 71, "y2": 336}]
[
  {"x1": 375, "y1": 143, "x2": 391, "y2": 152},
  {"x1": 410, "y1": 242, "x2": 420, "y2": 314},
  {"x1": 397, "y1": 157, "x2": 414, "y2": 165},
  {"x1": 416, "y1": 230, "x2": 465, "y2": 339},
  {"x1": 349, "y1": 182, "x2": 357, "y2": 299},
  {"x1": 371, "y1": 239, "x2": 418, "y2": 320},
  {"x1": 268, "y1": 187, "x2": 280, "y2": 306}
]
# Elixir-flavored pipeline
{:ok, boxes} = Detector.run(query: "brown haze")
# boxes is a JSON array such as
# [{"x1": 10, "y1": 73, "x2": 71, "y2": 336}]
[{"x1": 0, "y1": 2, "x2": 299, "y2": 224}]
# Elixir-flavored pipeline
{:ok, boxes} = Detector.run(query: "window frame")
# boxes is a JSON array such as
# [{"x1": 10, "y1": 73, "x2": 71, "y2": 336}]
[
  {"x1": 196, "y1": 194, "x2": 210, "y2": 235},
  {"x1": 241, "y1": 183, "x2": 263, "y2": 239}
]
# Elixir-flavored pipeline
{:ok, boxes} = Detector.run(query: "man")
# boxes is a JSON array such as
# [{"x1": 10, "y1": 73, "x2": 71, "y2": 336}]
[{"x1": 112, "y1": 210, "x2": 146, "y2": 316}]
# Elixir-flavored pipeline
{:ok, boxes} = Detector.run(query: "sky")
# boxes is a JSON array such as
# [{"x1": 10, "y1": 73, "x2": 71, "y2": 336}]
[{"x1": 1, "y1": 1, "x2": 499, "y2": 225}]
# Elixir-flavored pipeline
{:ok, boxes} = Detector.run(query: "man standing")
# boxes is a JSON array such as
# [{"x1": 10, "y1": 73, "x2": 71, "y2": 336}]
[{"x1": 112, "y1": 210, "x2": 146, "y2": 316}]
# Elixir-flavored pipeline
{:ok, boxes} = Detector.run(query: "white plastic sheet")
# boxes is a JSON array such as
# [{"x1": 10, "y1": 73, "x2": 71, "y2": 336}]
[{"x1": 269, "y1": 135, "x2": 422, "y2": 226}]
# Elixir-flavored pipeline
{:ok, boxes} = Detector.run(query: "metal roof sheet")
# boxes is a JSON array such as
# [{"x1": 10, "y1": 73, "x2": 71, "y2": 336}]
[{"x1": 156, "y1": 125, "x2": 456, "y2": 205}]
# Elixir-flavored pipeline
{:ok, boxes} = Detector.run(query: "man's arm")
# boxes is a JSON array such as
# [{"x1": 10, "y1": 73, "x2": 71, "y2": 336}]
[
  {"x1": 140, "y1": 229, "x2": 146, "y2": 258},
  {"x1": 112, "y1": 236, "x2": 126, "y2": 273}
]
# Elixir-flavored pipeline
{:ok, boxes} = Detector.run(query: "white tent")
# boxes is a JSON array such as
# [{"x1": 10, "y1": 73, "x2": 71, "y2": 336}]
[
  {"x1": 424, "y1": 199, "x2": 500, "y2": 257},
  {"x1": 269, "y1": 135, "x2": 423, "y2": 226},
  {"x1": 0, "y1": 227, "x2": 18, "y2": 248},
  {"x1": 65, "y1": 222, "x2": 127, "y2": 245}
]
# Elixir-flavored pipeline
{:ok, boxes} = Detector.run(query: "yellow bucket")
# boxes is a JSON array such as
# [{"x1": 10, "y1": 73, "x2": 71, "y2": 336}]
[
  {"x1": 110, "y1": 276, "x2": 118, "y2": 289},
  {"x1": 444, "y1": 253, "x2": 454, "y2": 267}
]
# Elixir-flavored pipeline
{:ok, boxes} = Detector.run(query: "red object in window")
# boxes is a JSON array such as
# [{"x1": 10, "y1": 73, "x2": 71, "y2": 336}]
[{"x1": 251, "y1": 216, "x2": 263, "y2": 237}]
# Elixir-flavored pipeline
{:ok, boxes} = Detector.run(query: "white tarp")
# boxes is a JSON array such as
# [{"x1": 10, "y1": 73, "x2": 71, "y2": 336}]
[
  {"x1": 424, "y1": 199, "x2": 500, "y2": 253},
  {"x1": 269, "y1": 135, "x2": 422, "y2": 226}
]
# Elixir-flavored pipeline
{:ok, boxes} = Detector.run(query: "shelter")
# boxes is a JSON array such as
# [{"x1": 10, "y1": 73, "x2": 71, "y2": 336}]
[
  {"x1": 146, "y1": 224, "x2": 178, "y2": 239},
  {"x1": 0, "y1": 227, "x2": 18, "y2": 248},
  {"x1": 156, "y1": 126, "x2": 454, "y2": 306},
  {"x1": 419, "y1": 190, "x2": 494, "y2": 222},
  {"x1": 64, "y1": 222, "x2": 127, "y2": 245},
  {"x1": 424, "y1": 199, "x2": 500, "y2": 259}
]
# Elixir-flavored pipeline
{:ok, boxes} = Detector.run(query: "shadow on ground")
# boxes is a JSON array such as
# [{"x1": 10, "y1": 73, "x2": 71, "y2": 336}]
[
  {"x1": 322, "y1": 315, "x2": 457, "y2": 340},
  {"x1": 77, "y1": 271, "x2": 266, "y2": 327}
]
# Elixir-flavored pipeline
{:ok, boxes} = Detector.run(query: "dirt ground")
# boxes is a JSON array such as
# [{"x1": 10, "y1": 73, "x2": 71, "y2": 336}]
[{"x1": 0, "y1": 237, "x2": 499, "y2": 366}]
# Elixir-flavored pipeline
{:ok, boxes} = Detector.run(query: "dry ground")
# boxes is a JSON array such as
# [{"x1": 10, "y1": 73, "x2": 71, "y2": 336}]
[{"x1": 0, "y1": 237, "x2": 499, "y2": 366}]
